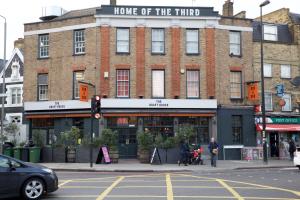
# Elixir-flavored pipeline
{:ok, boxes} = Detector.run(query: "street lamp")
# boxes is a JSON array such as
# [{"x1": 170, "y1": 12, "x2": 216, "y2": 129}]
[
  {"x1": 0, "y1": 14, "x2": 6, "y2": 154},
  {"x1": 259, "y1": 0, "x2": 270, "y2": 164}
]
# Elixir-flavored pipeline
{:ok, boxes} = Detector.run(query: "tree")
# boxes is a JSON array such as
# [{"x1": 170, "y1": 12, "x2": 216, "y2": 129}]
[{"x1": 4, "y1": 123, "x2": 19, "y2": 144}]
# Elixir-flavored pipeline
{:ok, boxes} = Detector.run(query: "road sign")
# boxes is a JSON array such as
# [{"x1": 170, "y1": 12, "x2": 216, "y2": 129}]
[{"x1": 79, "y1": 84, "x2": 88, "y2": 102}]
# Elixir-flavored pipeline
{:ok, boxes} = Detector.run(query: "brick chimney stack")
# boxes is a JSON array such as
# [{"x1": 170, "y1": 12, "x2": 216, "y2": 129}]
[
  {"x1": 110, "y1": 0, "x2": 116, "y2": 5},
  {"x1": 14, "y1": 38, "x2": 24, "y2": 51},
  {"x1": 223, "y1": 0, "x2": 233, "y2": 17}
]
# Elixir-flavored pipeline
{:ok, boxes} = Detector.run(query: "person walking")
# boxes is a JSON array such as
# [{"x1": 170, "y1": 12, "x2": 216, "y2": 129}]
[
  {"x1": 289, "y1": 139, "x2": 296, "y2": 161},
  {"x1": 179, "y1": 140, "x2": 190, "y2": 166},
  {"x1": 208, "y1": 137, "x2": 218, "y2": 167}
]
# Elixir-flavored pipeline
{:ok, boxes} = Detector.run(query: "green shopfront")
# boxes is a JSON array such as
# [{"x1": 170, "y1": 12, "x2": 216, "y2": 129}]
[{"x1": 256, "y1": 117, "x2": 300, "y2": 159}]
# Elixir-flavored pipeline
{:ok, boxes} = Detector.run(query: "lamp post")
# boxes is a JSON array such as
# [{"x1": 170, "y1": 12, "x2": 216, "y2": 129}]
[
  {"x1": 259, "y1": 0, "x2": 270, "y2": 164},
  {"x1": 0, "y1": 14, "x2": 6, "y2": 154}
]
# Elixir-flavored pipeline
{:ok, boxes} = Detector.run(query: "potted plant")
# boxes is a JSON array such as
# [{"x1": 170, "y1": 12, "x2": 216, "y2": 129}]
[
  {"x1": 76, "y1": 136, "x2": 101, "y2": 163},
  {"x1": 100, "y1": 129, "x2": 119, "y2": 163},
  {"x1": 137, "y1": 130, "x2": 153, "y2": 163},
  {"x1": 154, "y1": 135, "x2": 177, "y2": 163},
  {"x1": 60, "y1": 127, "x2": 81, "y2": 163}
]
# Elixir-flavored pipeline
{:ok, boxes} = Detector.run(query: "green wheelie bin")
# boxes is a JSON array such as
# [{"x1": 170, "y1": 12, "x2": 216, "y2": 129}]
[
  {"x1": 29, "y1": 147, "x2": 41, "y2": 163},
  {"x1": 13, "y1": 147, "x2": 21, "y2": 160},
  {"x1": 3, "y1": 147, "x2": 14, "y2": 157}
]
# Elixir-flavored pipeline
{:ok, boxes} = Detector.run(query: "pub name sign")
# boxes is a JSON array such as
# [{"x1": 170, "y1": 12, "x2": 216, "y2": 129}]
[{"x1": 97, "y1": 5, "x2": 219, "y2": 17}]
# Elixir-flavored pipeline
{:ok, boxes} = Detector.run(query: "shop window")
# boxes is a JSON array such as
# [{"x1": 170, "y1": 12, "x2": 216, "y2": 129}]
[
  {"x1": 263, "y1": 24, "x2": 277, "y2": 41},
  {"x1": 144, "y1": 117, "x2": 174, "y2": 137},
  {"x1": 265, "y1": 92, "x2": 273, "y2": 111},
  {"x1": 282, "y1": 94, "x2": 292, "y2": 112},
  {"x1": 230, "y1": 71, "x2": 242, "y2": 99},
  {"x1": 32, "y1": 118, "x2": 54, "y2": 128},
  {"x1": 74, "y1": 29, "x2": 85, "y2": 55},
  {"x1": 39, "y1": 34, "x2": 49, "y2": 58},
  {"x1": 152, "y1": 70, "x2": 165, "y2": 98},
  {"x1": 116, "y1": 28, "x2": 130, "y2": 53},
  {"x1": 38, "y1": 74, "x2": 48, "y2": 101},
  {"x1": 116, "y1": 70, "x2": 130, "y2": 97},
  {"x1": 73, "y1": 71, "x2": 84, "y2": 99},
  {"x1": 229, "y1": 31, "x2": 241, "y2": 56},
  {"x1": 280, "y1": 64, "x2": 291, "y2": 79},
  {"x1": 232, "y1": 115, "x2": 242, "y2": 144},
  {"x1": 187, "y1": 70, "x2": 199, "y2": 98},
  {"x1": 186, "y1": 29, "x2": 199, "y2": 54},
  {"x1": 152, "y1": 28, "x2": 165, "y2": 54}
]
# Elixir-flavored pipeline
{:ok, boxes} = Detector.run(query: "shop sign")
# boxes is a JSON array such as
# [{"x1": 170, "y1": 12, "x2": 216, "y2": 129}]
[
  {"x1": 255, "y1": 117, "x2": 300, "y2": 124},
  {"x1": 247, "y1": 83, "x2": 259, "y2": 101},
  {"x1": 97, "y1": 5, "x2": 219, "y2": 17},
  {"x1": 148, "y1": 99, "x2": 169, "y2": 108}
]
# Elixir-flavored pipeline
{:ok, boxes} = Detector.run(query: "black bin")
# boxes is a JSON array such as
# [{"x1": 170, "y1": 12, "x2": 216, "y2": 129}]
[{"x1": 20, "y1": 148, "x2": 29, "y2": 162}]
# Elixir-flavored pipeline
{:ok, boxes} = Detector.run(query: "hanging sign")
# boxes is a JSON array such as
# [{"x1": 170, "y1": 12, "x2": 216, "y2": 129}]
[
  {"x1": 79, "y1": 84, "x2": 89, "y2": 102},
  {"x1": 247, "y1": 83, "x2": 259, "y2": 101}
]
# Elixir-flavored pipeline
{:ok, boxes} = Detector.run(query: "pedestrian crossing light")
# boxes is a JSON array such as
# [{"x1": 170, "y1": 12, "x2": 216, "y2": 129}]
[{"x1": 92, "y1": 95, "x2": 101, "y2": 119}]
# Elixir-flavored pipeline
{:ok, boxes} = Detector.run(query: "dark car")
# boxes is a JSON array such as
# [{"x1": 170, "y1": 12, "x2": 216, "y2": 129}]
[{"x1": 0, "y1": 154, "x2": 58, "y2": 199}]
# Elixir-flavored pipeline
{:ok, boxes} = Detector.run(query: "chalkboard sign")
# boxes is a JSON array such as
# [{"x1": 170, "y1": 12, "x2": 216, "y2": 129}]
[
  {"x1": 150, "y1": 147, "x2": 162, "y2": 165},
  {"x1": 96, "y1": 146, "x2": 111, "y2": 164}
]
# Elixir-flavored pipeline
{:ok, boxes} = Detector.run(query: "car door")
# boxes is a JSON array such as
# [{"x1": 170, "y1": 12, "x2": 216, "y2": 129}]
[{"x1": 0, "y1": 156, "x2": 14, "y2": 195}]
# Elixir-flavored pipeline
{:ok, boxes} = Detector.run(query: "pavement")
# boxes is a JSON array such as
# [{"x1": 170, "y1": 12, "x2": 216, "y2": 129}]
[{"x1": 41, "y1": 159, "x2": 297, "y2": 172}]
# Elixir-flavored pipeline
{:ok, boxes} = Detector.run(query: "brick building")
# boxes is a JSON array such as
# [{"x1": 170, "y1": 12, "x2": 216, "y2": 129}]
[
  {"x1": 253, "y1": 8, "x2": 300, "y2": 159},
  {"x1": 23, "y1": 1, "x2": 256, "y2": 159}
]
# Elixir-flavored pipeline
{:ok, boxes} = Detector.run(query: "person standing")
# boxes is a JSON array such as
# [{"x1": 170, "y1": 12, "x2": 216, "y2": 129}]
[
  {"x1": 289, "y1": 139, "x2": 296, "y2": 161},
  {"x1": 208, "y1": 137, "x2": 219, "y2": 167},
  {"x1": 179, "y1": 140, "x2": 190, "y2": 166}
]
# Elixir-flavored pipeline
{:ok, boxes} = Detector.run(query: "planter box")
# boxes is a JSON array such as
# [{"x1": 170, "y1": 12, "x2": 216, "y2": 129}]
[
  {"x1": 76, "y1": 146, "x2": 99, "y2": 163},
  {"x1": 154, "y1": 147, "x2": 180, "y2": 164},
  {"x1": 52, "y1": 147, "x2": 66, "y2": 163},
  {"x1": 41, "y1": 146, "x2": 53, "y2": 163}
]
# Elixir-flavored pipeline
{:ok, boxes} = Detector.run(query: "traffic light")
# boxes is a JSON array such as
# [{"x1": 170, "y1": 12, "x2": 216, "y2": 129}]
[{"x1": 91, "y1": 95, "x2": 101, "y2": 119}]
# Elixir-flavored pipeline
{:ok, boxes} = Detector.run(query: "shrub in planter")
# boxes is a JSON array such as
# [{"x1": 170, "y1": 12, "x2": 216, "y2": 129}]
[
  {"x1": 76, "y1": 136, "x2": 100, "y2": 163},
  {"x1": 137, "y1": 131, "x2": 153, "y2": 163},
  {"x1": 60, "y1": 127, "x2": 81, "y2": 163},
  {"x1": 154, "y1": 135, "x2": 177, "y2": 163}
]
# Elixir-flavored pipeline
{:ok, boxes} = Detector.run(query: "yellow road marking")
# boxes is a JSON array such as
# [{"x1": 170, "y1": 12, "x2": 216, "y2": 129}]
[
  {"x1": 96, "y1": 176, "x2": 124, "y2": 200},
  {"x1": 166, "y1": 173, "x2": 174, "y2": 200},
  {"x1": 61, "y1": 186, "x2": 107, "y2": 189},
  {"x1": 217, "y1": 179, "x2": 244, "y2": 200},
  {"x1": 245, "y1": 197, "x2": 300, "y2": 200},
  {"x1": 58, "y1": 180, "x2": 72, "y2": 188}
]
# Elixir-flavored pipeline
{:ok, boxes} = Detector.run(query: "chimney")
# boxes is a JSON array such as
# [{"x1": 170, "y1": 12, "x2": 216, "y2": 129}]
[
  {"x1": 14, "y1": 38, "x2": 24, "y2": 51},
  {"x1": 223, "y1": 0, "x2": 233, "y2": 17},
  {"x1": 110, "y1": 0, "x2": 116, "y2": 5}
]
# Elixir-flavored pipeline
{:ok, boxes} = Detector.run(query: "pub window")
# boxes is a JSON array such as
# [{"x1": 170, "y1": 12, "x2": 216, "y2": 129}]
[
  {"x1": 116, "y1": 70, "x2": 130, "y2": 98},
  {"x1": 38, "y1": 74, "x2": 48, "y2": 101},
  {"x1": 116, "y1": 28, "x2": 130, "y2": 53},
  {"x1": 229, "y1": 31, "x2": 241, "y2": 56},
  {"x1": 74, "y1": 30, "x2": 85, "y2": 54},
  {"x1": 263, "y1": 63, "x2": 272, "y2": 77},
  {"x1": 186, "y1": 29, "x2": 199, "y2": 54},
  {"x1": 232, "y1": 115, "x2": 242, "y2": 144},
  {"x1": 230, "y1": 71, "x2": 242, "y2": 99},
  {"x1": 39, "y1": 34, "x2": 49, "y2": 58},
  {"x1": 152, "y1": 70, "x2": 165, "y2": 98},
  {"x1": 73, "y1": 71, "x2": 84, "y2": 99},
  {"x1": 152, "y1": 28, "x2": 165, "y2": 54},
  {"x1": 280, "y1": 64, "x2": 291, "y2": 79},
  {"x1": 265, "y1": 92, "x2": 273, "y2": 111},
  {"x1": 282, "y1": 94, "x2": 292, "y2": 112},
  {"x1": 186, "y1": 70, "x2": 199, "y2": 98},
  {"x1": 263, "y1": 24, "x2": 278, "y2": 41}
]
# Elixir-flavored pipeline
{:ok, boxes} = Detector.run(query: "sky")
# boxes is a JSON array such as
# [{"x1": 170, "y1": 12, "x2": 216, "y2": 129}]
[{"x1": 0, "y1": 0, "x2": 300, "y2": 59}]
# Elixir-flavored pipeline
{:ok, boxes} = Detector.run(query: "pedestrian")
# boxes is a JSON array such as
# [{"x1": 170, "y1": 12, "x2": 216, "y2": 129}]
[
  {"x1": 178, "y1": 140, "x2": 189, "y2": 166},
  {"x1": 208, "y1": 137, "x2": 218, "y2": 167},
  {"x1": 289, "y1": 139, "x2": 296, "y2": 161}
]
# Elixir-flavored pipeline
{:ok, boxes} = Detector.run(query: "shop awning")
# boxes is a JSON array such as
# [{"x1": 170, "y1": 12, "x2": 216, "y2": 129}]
[{"x1": 256, "y1": 124, "x2": 300, "y2": 132}]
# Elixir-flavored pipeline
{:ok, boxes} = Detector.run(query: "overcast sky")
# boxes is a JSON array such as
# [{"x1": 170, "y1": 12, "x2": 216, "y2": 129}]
[{"x1": 0, "y1": 0, "x2": 300, "y2": 59}]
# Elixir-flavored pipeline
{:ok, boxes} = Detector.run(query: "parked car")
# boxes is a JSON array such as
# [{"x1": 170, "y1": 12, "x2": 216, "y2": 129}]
[
  {"x1": 294, "y1": 147, "x2": 300, "y2": 170},
  {"x1": 0, "y1": 154, "x2": 58, "y2": 199}
]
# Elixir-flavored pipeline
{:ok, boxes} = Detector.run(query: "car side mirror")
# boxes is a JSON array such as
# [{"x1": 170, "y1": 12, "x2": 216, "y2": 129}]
[{"x1": 7, "y1": 160, "x2": 16, "y2": 171}]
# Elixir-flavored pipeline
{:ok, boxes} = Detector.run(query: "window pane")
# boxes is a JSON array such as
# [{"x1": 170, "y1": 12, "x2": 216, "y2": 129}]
[
  {"x1": 229, "y1": 32, "x2": 241, "y2": 55},
  {"x1": 230, "y1": 71, "x2": 242, "y2": 98},
  {"x1": 117, "y1": 28, "x2": 129, "y2": 53},
  {"x1": 38, "y1": 74, "x2": 48, "y2": 101},
  {"x1": 117, "y1": 70, "x2": 130, "y2": 97},
  {"x1": 186, "y1": 30, "x2": 199, "y2": 54},
  {"x1": 232, "y1": 115, "x2": 242, "y2": 144},
  {"x1": 264, "y1": 25, "x2": 277, "y2": 41},
  {"x1": 152, "y1": 29, "x2": 164, "y2": 53},
  {"x1": 281, "y1": 65, "x2": 291, "y2": 78},
  {"x1": 73, "y1": 71, "x2": 84, "y2": 99},
  {"x1": 39, "y1": 34, "x2": 49, "y2": 58},
  {"x1": 263, "y1": 63, "x2": 272, "y2": 77},
  {"x1": 282, "y1": 94, "x2": 291, "y2": 111},
  {"x1": 74, "y1": 30, "x2": 85, "y2": 54},
  {"x1": 265, "y1": 92, "x2": 273, "y2": 111},
  {"x1": 187, "y1": 71, "x2": 199, "y2": 98},
  {"x1": 152, "y1": 70, "x2": 164, "y2": 97}
]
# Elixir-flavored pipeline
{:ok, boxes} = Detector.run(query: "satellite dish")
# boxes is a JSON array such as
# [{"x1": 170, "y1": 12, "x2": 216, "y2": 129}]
[{"x1": 290, "y1": 76, "x2": 300, "y2": 87}]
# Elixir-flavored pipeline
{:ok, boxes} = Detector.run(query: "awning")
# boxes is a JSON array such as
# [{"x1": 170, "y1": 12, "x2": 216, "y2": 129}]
[{"x1": 256, "y1": 124, "x2": 300, "y2": 132}]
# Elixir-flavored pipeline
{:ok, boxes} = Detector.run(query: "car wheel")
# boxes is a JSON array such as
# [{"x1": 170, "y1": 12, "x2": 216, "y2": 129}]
[{"x1": 22, "y1": 178, "x2": 44, "y2": 200}]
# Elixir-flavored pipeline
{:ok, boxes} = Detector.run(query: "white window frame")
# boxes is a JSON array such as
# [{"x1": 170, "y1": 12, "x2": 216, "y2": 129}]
[
  {"x1": 280, "y1": 64, "x2": 291, "y2": 79},
  {"x1": 151, "y1": 29, "x2": 165, "y2": 54},
  {"x1": 116, "y1": 28, "x2": 130, "y2": 53},
  {"x1": 230, "y1": 71, "x2": 242, "y2": 99},
  {"x1": 5, "y1": 84, "x2": 23, "y2": 107},
  {"x1": 263, "y1": 24, "x2": 278, "y2": 41},
  {"x1": 265, "y1": 92, "x2": 273, "y2": 111},
  {"x1": 186, "y1": 29, "x2": 199, "y2": 54},
  {"x1": 116, "y1": 70, "x2": 130, "y2": 98},
  {"x1": 11, "y1": 87, "x2": 22, "y2": 105},
  {"x1": 39, "y1": 34, "x2": 49, "y2": 58},
  {"x1": 152, "y1": 70, "x2": 165, "y2": 98},
  {"x1": 74, "y1": 30, "x2": 85, "y2": 54},
  {"x1": 282, "y1": 94, "x2": 292, "y2": 112},
  {"x1": 73, "y1": 71, "x2": 84, "y2": 99},
  {"x1": 186, "y1": 70, "x2": 199, "y2": 98},
  {"x1": 229, "y1": 31, "x2": 241, "y2": 56},
  {"x1": 38, "y1": 74, "x2": 48, "y2": 101},
  {"x1": 263, "y1": 63, "x2": 272, "y2": 78}
]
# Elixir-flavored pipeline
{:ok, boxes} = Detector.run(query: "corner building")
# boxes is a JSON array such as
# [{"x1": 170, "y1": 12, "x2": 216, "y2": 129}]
[{"x1": 23, "y1": 2, "x2": 256, "y2": 159}]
